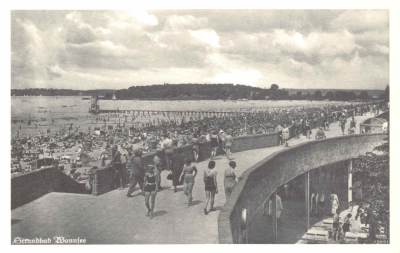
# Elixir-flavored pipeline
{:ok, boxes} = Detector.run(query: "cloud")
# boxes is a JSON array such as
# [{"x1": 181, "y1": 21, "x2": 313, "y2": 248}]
[
  {"x1": 47, "y1": 65, "x2": 67, "y2": 78},
  {"x1": 210, "y1": 69, "x2": 262, "y2": 85},
  {"x1": 164, "y1": 15, "x2": 208, "y2": 31},
  {"x1": 11, "y1": 10, "x2": 389, "y2": 90},
  {"x1": 330, "y1": 10, "x2": 389, "y2": 33},
  {"x1": 189, "y1": 29, "x2": 220, "y2": 48},
  {"x1": 370, "y1": 44, "x2": 389, "y2": 55},
  {"x1": 11, "y1": 18, "x2": 65, "y2": 88},
  {"x1": 130, "y1": 10, "x2": 158, "y2": 26}
]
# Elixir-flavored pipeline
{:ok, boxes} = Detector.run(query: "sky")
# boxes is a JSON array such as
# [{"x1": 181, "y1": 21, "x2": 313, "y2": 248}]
[{"x1": 11, "y1": 9, "x2": 389, "y2": 90}]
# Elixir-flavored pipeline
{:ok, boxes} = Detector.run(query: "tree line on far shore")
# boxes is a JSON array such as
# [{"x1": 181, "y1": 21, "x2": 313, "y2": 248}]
[{"x1": 11, "y1": 84, "x2": 389, "y2": 102}]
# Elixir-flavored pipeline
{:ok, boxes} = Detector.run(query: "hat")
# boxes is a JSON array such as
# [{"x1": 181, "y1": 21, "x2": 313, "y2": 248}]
[
  {"x1": 147, "y1": 164, "x2": 154, "y2": 168},
  {"x1": 219, "y1": 130, "x2": 224, "y2": 133}
]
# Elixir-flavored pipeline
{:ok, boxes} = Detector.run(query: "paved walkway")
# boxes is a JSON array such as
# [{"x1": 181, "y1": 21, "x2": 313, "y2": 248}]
[{"x1": 11, "y1": 114, "x2": 372, "y2": 244}]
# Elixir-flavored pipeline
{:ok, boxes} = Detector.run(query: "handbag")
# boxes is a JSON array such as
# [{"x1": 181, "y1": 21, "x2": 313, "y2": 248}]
[{"x1": 167, "y1": 172, "x2": 173, "y2": 180}]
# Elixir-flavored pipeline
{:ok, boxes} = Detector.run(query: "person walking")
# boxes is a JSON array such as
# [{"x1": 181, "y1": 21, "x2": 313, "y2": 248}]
[
  {"x1": 110, "y1": 145, "x2": 123, "y2": 190},
  {"x1": 305, "y1": 119, "x2": 312, "y2": 139},
  {"x1": 339, "y1": 115, "x2": 347, "y2": 135},
  {"x1": 126, "y1": 149, "x2": 145, "y2": 197},
  {"x1": 310, "y1": 191, "x2": 318, "y2": 216},
  {"x1": 153, "y1": 149, "x2": 164, "y2": 190},
  {"x1": 218, "y1": 130, "x2": 226, "y2": 155},
  {"x1": 350, "y1": 116, "x2": 356, "y2": 130},
  {"x1": 180, "y1": 158, "x2": 198, "y2": 207},
  {"x1": 342, "y1": 213, "x2": 352, "y2": 236},
  {"x1": 224, "y1": 131, "x2": 233, "y2": 159},
  {"x1": 170, "y1": 149, "x2": 185, "y2": 193},
  {"x1": 224, "y1": 161, "x2": 240, "y2": 199},
  {"x1": 191, "y1": 133, "x2": 200, "y2": 162},
  {"x1": 329, "y1": 190, "x2": 339, "y2": 216},
  {"x1": 161, "y1": 134, "x2": 174, "y2": 170},
  {"x1": 204, "y1": 161, "x2": 218, "y2": 215},
  {"x1": 332, "y1": 209, "x2": 342, "y2": 242},
  {"x1": 265, "y1": 194, "x2": 284, "y2": 221},
  {"x1": 276, "y1": 124, "x2": 283, "y2": 144},
  {"x1": 144, "y1": 165, "x2": 159, "y2": 219},
  {"x1": 282, "y1": 123, "x2": 289, "y2": 147},
  {"x1": 210, "y1": 130, "x2": 219, "y2": 160}
]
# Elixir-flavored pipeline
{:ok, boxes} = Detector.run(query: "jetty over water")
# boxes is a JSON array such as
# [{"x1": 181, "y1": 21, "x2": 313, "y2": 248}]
[{"x1": 11, "y1": 113, "x2": 388, "y2": 244}]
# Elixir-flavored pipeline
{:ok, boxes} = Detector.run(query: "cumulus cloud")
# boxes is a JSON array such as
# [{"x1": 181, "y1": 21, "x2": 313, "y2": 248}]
[
  {"x1": 211, "y1": 69, "x2": 261, "y2": 85},
  {"x1": 164, "y1": 15, "x2": 208, "y2": 31},
  {"x1": 331, "y1": 10, "x2": 389, "y2": 33},
  {"x1": 189, "y1": 29, "x2": 221, "y2": 48},
  {"x1": 11, "y1": 10, "x2": 389, "y2": 90}
]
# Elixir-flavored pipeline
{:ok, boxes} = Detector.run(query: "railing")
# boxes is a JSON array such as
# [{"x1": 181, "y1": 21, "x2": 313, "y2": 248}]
[{"x1": 218, "y1": 133, "x2": 387, "y2": 244}]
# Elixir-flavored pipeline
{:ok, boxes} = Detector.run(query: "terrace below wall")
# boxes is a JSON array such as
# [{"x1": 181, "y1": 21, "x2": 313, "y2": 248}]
[{"x1": 217, "y1": 133, "x2": 387, "y2": 244}]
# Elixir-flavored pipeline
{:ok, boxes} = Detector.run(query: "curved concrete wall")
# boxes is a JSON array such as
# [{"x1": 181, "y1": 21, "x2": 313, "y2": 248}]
[
  {"x1": 359, "y1": 111, "x2": 388, "y2": 134},
  {"x1": 12, "y1": 167, "x2": 90, "y2": 209},
  {"x1": 218, "y1": 133, "x2": 387, "y2": 244}
]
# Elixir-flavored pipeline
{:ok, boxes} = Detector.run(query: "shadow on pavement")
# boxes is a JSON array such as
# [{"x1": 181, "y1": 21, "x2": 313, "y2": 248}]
[
  {"x1": 153, "y1": 210, "x2": 167, "y2": 217},
  {"x1": 11, "y1": 219, "x2": 22, "y2": 225},
  {"x1": 190, "y1": 200, "x2": 202, "y2": 206}
]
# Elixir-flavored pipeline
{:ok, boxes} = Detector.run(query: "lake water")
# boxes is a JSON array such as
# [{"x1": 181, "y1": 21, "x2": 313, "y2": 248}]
[
  {"x1": 11, "y1": 96, "x2": 354, "y2": 138},
  {"x1": 12, "y1": 96, "x2": 353, "y2": 117}
]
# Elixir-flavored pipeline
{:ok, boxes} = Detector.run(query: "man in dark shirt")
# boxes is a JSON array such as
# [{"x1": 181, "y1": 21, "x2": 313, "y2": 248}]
[
  {"x1": 110, "y1": 145, "x2": 123, "y2": 189},
  {"x1": 125, "y1": 149, "x2": 145, "y2": 197}
]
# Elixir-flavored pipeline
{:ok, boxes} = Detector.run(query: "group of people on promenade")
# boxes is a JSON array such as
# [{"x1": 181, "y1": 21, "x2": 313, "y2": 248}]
[{"x1": 108, "y1": 143, "x2": 241, "y2": 219}]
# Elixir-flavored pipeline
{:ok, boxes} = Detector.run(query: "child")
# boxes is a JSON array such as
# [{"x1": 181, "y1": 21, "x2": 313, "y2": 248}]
[
  {"x1": 332, "y1": 209, "x2": 342, "y2": 242},
  {"x1": 342, "y1": 213, "x2": 352, "y2": 236}
]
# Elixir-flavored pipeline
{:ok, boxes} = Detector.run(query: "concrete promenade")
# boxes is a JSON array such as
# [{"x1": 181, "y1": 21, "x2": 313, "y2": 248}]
[{"x1": 11, "y1": 114, "x2": 373, "y2": 244}]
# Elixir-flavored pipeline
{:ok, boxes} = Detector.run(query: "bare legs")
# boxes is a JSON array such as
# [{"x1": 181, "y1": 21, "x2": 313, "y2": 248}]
[
  {"x1": 211, "y1": 147, "x2": 217, "y2": 160},
  {"x1": 145, "y1": 191, "x2": 156, "y2": 219},
  {"x1": 204, "y1": 190, "x2": 216, "y2": 215},
  {"x1": 193, "y1": 150, "x2": 199, "y2": 162},
  {"x1": 184, "y1": 183, "x2": 194, "y2": 207},
  {"x1": 226, "y1": 148, "x2": 231, "y2": 159}
]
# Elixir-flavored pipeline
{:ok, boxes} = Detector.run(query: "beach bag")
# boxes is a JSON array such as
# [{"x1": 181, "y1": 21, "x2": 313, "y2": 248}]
[
  {"x1": 167, "y1": 172, "x2": 173, "y2": 180},
  {"x1": 179, "y1": 173, "x2": 185, "y2": 185}
]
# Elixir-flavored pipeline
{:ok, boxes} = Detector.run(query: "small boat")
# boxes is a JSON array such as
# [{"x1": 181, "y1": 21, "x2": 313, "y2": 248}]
[
  {"x1": 62, "y1": 106, "x2": 67, "y2": 107},
  {"x1": 82, "y1": 97, "x2": 91, "y2": 100}
]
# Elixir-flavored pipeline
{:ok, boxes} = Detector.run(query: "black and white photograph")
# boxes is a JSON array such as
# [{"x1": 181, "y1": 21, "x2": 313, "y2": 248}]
[{"x1": 6, "y1": 3, "x2": 398, "y2": 248}]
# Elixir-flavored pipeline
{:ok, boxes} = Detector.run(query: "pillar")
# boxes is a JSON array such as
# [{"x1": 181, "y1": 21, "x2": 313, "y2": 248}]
[
  {"x1": 271, "y1": 191, "x2": 277, "y2": 243},
  {"x1": 92, "y1": 172, "x2": 99, "y2": 196},
  {"x1": 305, "y1": 171, "x2": 310, "y2": 231},
  {"x1": 348, "y1": 159, "x2": 353, "y2": 207},
  {"x1": 240, "y1": 208, "x2": 247, "y2": 244}
]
